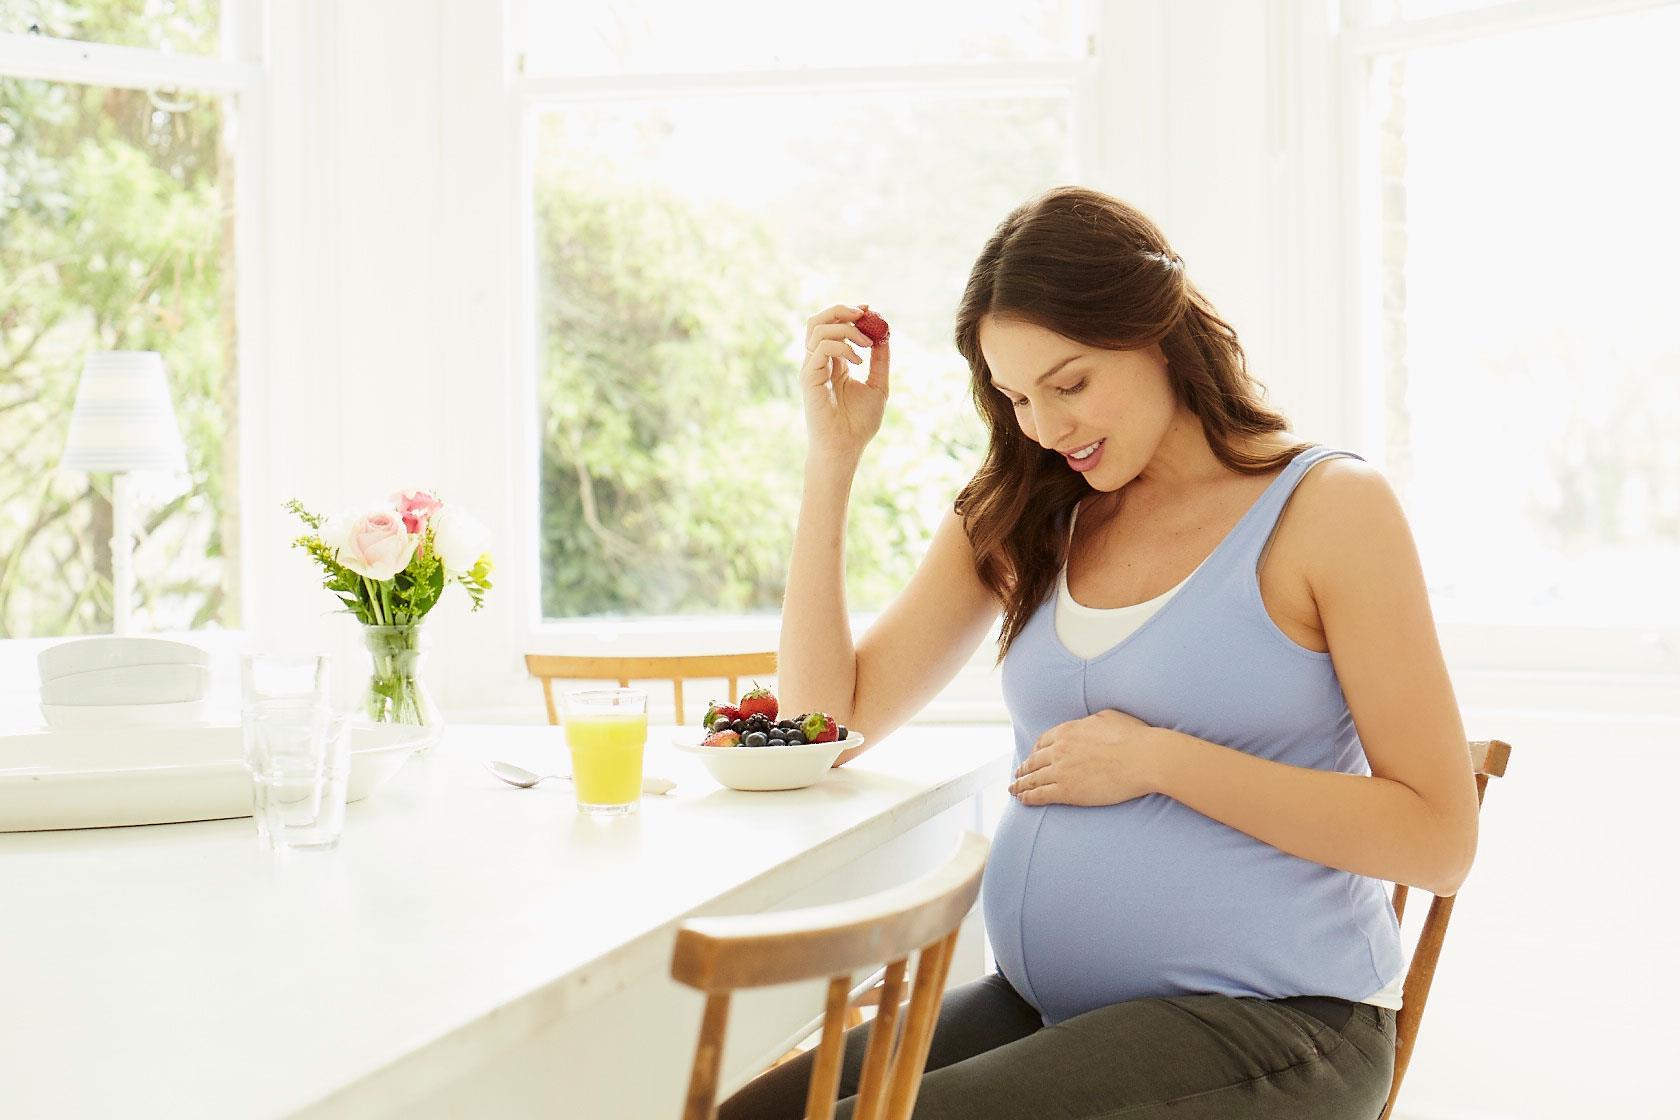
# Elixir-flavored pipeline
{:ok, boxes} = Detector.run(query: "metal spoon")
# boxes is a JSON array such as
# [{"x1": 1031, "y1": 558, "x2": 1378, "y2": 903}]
[{"x1": 484, "y1": 759, "x2": 675, "y2": 796}]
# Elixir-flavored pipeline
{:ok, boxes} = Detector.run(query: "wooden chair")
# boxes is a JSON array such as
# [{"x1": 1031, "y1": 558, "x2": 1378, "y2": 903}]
[
  {"x1": 523, "y1": 652, "x2": 778, "y2": 727},
  {"x1": 670, "y1": 831, "x2": 991, "y2": 1120},
  {"x1": 1380, "y1": 737, "x2": 1512, "y2": 1120}
]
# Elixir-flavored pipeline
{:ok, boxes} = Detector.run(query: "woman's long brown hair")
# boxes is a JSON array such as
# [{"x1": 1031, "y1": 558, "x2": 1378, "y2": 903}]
[{"x1": 953, "y1": 186, "x2": 1312, "y2": 664}]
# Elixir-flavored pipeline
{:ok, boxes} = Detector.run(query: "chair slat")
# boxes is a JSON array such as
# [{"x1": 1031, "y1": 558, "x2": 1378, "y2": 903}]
[
  {"x1": 538, "y1": 677, "x2": 559, "y2": 727},
  {"x1": 853, "y1": 958, "x2": 909, "y2": 1120},
  {"x1": 884, "y1": 932, "x2": 959, "y2": 1119},
  {"x1": 681, "y1": 992, "x2": 731, "y2": 1120},
  {"x1": 803, "y1": 975, "x2": 853, "y2": 1120}
]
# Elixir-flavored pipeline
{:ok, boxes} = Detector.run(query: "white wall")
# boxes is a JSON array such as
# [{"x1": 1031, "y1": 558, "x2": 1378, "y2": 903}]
[{"x1": 250, "y1": 0, "x2": 526, "y2": 714}]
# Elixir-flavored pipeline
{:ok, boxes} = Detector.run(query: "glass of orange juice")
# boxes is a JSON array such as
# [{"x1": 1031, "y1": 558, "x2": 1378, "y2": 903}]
[{"x1": 562, "y1": 688, "x2": 649, "y2": 816}]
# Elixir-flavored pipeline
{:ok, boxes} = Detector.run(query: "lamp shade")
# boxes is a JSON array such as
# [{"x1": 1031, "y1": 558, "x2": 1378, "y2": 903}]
[{"x1": 59, "y1": 351, "x2": 189, "y2": 474}]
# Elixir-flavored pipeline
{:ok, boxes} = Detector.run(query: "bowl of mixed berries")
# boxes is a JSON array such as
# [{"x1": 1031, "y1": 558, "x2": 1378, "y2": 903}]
[{"x1": 672, "y1": 685, "x2": 863, "y2": 791}]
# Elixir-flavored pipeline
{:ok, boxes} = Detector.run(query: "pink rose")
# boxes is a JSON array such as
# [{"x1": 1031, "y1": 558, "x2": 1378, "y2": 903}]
[
  {"x1": 337, "y1": 510, "x2": 419, "y2": 581},
  {"x1": 389, "y1": 488, "x2": 444, "y2": 535}
]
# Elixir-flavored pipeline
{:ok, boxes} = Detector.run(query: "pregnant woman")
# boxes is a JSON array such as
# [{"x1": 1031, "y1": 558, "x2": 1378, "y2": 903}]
[{"x1": 723, "y1": 185, "x2": 1479, "y2": 1119}]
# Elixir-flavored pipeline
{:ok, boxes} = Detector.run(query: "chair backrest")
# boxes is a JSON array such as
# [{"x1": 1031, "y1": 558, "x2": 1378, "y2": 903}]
[
  {"x1": 670, "y1": 831, "x2": 991, "y2": 1120},
  {"x1": 523, "y1": 652, "x2": 778, "y2": 726},
  {"x1": 1380, "y1": 737, "x2": 1512, "y2": 1120}
]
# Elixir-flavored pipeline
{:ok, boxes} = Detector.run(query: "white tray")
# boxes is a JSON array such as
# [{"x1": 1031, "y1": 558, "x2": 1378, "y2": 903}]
[{"x1": 0, "y1": 723, "x2": 429, "y2": 832}]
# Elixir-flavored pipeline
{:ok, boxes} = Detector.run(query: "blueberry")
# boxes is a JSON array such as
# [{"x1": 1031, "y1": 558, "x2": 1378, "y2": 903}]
[
  {"x1": 768, "y1": 738, "x2": 786, "y2": 747},
  {"x1": 836, "y1": 725, "x2": 848, "y2": 740},
  {"x1": 744, "y1": 731, "x2": 769, "y2": 748},
  {"x1": 787, "y1": 731, "x2": 806, "y2": 744}
]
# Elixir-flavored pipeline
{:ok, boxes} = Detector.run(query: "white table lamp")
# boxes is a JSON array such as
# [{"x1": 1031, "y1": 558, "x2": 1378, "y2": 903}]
[{"x1": 59, "y1": 350, "x2": 190, "y2": 636}]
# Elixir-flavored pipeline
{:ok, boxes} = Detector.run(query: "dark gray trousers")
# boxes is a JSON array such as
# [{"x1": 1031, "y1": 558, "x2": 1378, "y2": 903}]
[{"x1": 718, "y1": 971, "x2": 1396, "y2": 1119}]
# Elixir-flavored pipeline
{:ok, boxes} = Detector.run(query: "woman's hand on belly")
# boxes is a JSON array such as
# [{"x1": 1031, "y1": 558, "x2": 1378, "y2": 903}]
[{"x1": 1009, "y1": 709, "x2": 1164, "y2": 807}]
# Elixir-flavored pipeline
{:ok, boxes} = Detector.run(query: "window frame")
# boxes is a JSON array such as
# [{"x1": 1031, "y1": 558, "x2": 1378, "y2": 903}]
[
  {"x1": 0, "y1": 3, "x2": 268, "y2": 656},
  {"x1": 505, "y1": 0, "x2": 1102, "y2": 665},
  {"x1": 1331, "y1": 0, "x2": 1680, "y2": 679}
]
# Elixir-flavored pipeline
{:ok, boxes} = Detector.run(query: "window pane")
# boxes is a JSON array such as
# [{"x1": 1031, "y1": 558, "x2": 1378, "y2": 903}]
[
  {"x1": 0, "y1": 77, "x2": 237, "y2": 636},
  {"x1": 1362, "y1": 5, "x2": 1680, "y2": 625},
  {"x1": 0, "y1": 0, "x2": 221, "y2": 56},
  {"x1": 532, "y1": 92, "x2": 1073, "y2": 618},
  {"x1": 523, "y1": 0, "x2": 1083, "y2": 76}
]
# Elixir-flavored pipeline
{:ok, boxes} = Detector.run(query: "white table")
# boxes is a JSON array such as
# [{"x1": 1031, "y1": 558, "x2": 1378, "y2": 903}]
[{"x1": 0, "y1": 723, "x2": 1011, "y2": 1118}]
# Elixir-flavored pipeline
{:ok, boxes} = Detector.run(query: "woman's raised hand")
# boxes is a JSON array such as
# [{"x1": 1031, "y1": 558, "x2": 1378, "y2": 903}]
[{"x1": 800, "y1": 304, "x2": 890, "y2": 466}]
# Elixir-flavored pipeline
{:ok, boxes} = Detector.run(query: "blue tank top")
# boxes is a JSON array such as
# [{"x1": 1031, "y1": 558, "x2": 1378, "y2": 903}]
[{"x1": 981, "y1": 446, "x2": 1403, "y2": 1026}]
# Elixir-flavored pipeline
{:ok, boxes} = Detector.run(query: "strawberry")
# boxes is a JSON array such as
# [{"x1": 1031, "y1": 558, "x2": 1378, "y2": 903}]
[
  {"x1": 703, "y1": 701, "x2": 742, "y2": 730},
  {"x1": 800, "y1": 711, "x2": 839, "y2": 744},
  {"x1": 855, "y1": 308, "x2": 890, "y2": 345},
  {"x1": 737, "y1": 685, "x2": 778, "y2": 721},
  {"x1": 702, "y1": 729, "x2": 741, "y2": 748}
]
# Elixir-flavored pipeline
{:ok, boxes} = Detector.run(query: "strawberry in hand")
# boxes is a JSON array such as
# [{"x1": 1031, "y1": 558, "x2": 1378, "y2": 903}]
[{"x1": 855, "y1": 307, "x2": 890, "y2": 345}]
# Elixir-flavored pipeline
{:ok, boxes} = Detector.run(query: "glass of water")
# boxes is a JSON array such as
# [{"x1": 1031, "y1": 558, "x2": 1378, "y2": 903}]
[
  {"x1": 241, "y1": 652, "x2": 332, "y2": 847},
  {"x1": 245, "y1": 702, "x2": 352, "y2": 852}
]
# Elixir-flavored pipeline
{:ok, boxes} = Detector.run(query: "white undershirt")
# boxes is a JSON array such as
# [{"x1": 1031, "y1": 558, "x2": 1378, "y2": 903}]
[{"x1": 1054, "y1": 505, "x2": 1406, "y2": 1011}]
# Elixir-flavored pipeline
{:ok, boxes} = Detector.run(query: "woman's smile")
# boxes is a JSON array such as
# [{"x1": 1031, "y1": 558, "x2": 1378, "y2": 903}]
[{"x1": 1064, "y1": 437, "x2": 1106, "y2": 472}]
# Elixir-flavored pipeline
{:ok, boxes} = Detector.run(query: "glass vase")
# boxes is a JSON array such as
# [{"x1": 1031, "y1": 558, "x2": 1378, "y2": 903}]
[{"x1": 360, "y1": 623, "x2": 443, "y2": 753}]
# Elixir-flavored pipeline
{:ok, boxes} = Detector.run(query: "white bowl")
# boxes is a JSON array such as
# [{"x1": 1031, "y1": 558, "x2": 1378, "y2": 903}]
[
  {"x1": 41, "y1": 700, "x2": 210, "y2": 729},
  {"x1": 672, "y1": 731, "x2": 861, "y2": 791},
  {"x1": 40, "y1": 663, "x2": 211, "y2": 706},
  {"x1": 38, "y1": 636, "x2": 209, "y2": 682}
]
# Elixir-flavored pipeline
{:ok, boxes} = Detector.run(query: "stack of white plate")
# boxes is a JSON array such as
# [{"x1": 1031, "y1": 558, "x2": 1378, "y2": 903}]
[
  {"x1": 37, "y1": 637, "x2": 211, "y2": 729},
  {"x1": 0, "y1": 722, "x2": 429, "y2": 831}
]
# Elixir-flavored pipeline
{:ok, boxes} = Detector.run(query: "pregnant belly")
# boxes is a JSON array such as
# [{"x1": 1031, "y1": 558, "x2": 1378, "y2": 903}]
[{"x1": 981, "y1": 795, "x2": 1393, "y2": 1025}]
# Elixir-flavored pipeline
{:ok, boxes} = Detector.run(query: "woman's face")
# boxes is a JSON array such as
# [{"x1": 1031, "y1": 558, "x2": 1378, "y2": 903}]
[{"x1": 978, "y1": 315, "x2": 1177, "y2": 490}]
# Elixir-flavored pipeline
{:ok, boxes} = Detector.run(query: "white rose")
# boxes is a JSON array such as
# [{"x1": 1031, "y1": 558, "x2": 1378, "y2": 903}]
[
  {"x1": 430, "y1": 506, "x2": 490, "y2": 575},
  {"x1": 337, "y1": 510, "x2": 419, "y2": 581}
]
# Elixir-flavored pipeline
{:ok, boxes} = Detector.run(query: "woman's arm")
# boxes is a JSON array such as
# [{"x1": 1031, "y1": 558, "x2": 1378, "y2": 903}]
[
  {"x1": 1149, "y1": 460, "x2": 1480, "y2": 896},
  {"x1": 777, "y1": 458, "x2": 863, "y2": 729}
]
